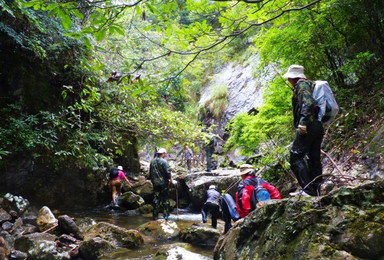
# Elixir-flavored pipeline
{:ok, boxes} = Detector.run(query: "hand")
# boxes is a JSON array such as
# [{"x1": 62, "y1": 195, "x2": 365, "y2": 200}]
[{"x1": 298, "y1": 125, "x2": 307, "y2": 135}]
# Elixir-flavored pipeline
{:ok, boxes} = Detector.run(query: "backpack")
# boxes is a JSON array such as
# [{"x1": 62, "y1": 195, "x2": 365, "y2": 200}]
[
  {"x1": 238, "y1": 178, "x2": 266, "y2": 211},
  {"x1": 312, "y1": 81, "x2": 339, "y2": 125},
  {"x1": 109, "y1": 167, "x2": 119, "y2": 179}
]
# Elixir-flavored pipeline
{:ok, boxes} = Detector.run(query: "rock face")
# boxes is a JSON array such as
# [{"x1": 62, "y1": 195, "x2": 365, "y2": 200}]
[
  {"x1": 199, "y1": 54, "x2": 273, "y2": 136},
  {"x1": 183, "y1": 170, "x2": 239, "y2": 209},
  {"x1": 214, "y1": 180, "x2": 384, "y2": 259},
  {"x1": 2, "y1": 193, "x2": 29, "y2": 216}
]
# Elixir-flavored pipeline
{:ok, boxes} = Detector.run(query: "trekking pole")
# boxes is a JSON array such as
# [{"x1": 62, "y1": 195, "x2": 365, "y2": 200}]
[{"x1": 175, "y1": 182, "x2": 179, "y2": 219}]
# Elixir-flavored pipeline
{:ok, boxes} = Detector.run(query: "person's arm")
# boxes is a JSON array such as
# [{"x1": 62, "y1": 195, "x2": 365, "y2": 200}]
[
  {"x1": 297, "y1": 81, "x2": 316, "y2": 130},
  {"x1": 241, "y1": 185, "x2": 254, "y2": 217},
  {"x1": 261, "y1": 182, "x2": 281, "y2": 199},
  {"x1": 124, "y1": 176, "x2": 133, "y2": 187}
]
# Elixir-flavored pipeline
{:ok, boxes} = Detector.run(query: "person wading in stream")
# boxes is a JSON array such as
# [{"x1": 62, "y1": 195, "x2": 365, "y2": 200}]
[
  {"x1": 236, "y1": 164, "x2": 281, "y2": 218},
  {"x1": 201, "y1": 185, "x2": 221, "y2": 229},
  {"x1": 149, "y1": 148, "x2": 176, "y2": 220},
  {"x1": 283, "y1": 65, "x2": 324, "y2": 197},
  {"x1": 108, "y1": 165, "x2": 132, "y2": 206}
]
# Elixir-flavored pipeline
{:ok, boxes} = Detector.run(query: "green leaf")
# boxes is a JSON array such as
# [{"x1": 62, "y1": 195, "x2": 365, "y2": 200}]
[
  {"x1": 94, "y1": 28, "x2": 107, "y2": 41},
  {"x1": 61, "y1": 14, "x2": 71, "y2": 30}
]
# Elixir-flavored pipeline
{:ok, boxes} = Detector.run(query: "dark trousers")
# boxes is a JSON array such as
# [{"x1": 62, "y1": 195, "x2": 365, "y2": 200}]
[
  {"x1": 186, "y1": 159, "x2": 192, "y2": 172},
  {"x1": 201, "y1": 202, "x2": 220, "y2": 228},
  {"x1": 205, "y1": 148, "x2": 214, "y2": 171},
  {"x1": 290, "y1": 120, "x2": 324, "y2": 196},
  {"x1": 220, "y1": 200, "x2": 233, "y2": 234},
  {"x1": 153, "y1": 185, "x2": 170, "y2": 218}
]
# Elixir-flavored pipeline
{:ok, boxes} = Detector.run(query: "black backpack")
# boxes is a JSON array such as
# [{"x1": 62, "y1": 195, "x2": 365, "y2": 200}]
[{"x1": 109, "y1": 167, "x2": 119, "y2": 179}]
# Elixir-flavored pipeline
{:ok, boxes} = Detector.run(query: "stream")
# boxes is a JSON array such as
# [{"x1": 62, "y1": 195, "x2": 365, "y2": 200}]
[{"x1": 59, "y1": 207, "x2": 216, "y2": 259}]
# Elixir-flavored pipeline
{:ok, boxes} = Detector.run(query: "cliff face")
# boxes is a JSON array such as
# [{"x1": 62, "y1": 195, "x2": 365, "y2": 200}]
[
  {"x1": 214, "y1": 180, "x2": 384, "y2": 260},
  {"x1": 199, "y1": 55, "x2": 275, "y2": 136}
]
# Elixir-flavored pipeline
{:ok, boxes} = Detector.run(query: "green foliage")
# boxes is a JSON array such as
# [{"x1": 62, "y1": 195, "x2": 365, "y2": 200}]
[
  {"x1": 226, "y1": 77, "x2": 292, "y2": 171},
  {"x1": 203, "y1": 84, "x2": 229, "y2": 119}
]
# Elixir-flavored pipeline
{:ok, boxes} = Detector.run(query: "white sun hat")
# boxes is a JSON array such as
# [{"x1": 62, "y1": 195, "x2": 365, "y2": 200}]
[
  {"x1": 117, "y1": 166, "x2": 123, "y2": 171},
  {"x1": 157, "y1": 148, "x2": 167, "y2": 154},
  {"x1": 282, "y1": 65, "x2": 306, "y2": 79}
]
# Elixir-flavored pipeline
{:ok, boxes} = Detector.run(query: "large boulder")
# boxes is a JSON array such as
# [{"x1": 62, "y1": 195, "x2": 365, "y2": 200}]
[
  {"x1": 138, "y1": 220, "x2": 180, "y2": 241},
  {"x1": 1, "y1": 193, "x2": 29, "y2": 216},
  {"x1": 119, "y1": 191, "x2": 145, "y2": 209},
  {"x1": 182, "y1": 170, "x2": 239, "y2": 209},
  {"x1": 0, "y1": 209, "x2": 12, "y2": 223},
  {"x1": 58, "y1": 215, "x2": 83, "y2": 239},
  {"x1": 181, "y1": 224, "x2": 221, "y2": 248},
  {"x1": 83, "y1": 222, "x2": 143, "y2": 248},
  {"x1": 131, "y1": 178, "x2": 154, "y2": 203},
  {"x1": 14, "y1": 232, "x2": 71, "y2": 260},
  {"x1": 79, "y1": 237, "x2": 115, "y2": 260},
  {"x1": 214, "y1": 180, "x2": 384, "y2": 259},
  {"x1": 36, "y1": 206, "x2": 58, "y2": 232}
]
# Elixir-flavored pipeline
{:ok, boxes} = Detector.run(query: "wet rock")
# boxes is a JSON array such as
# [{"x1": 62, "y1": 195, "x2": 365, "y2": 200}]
[
  {"x1": 10, "y1": 217, "x2": 23, "y2": 234},
  {"x1": 79, "y1": 237, "x2": 115, "y2": 260},
  {"x1": 183, "y1": 170, "x2": 239, "y2": 209},
  {"x1": 2, "y1": 193, "x2": 29, "y2": 216},
  {"x1": 2, "y1": 221, "x2": 13, "y2": 232},
  {"x1": 138, "y1": 220, "x2": 180, "y2": 241},
  {"x1": 138, "y1": 204, "x2": 153, "y2": 214},
  {"x1": 14, "y1": 232, "x2": 70, "y2": 259},
  {"x1": 0, "y1": 236, "x2": 10, "y2": 260},
  {"x1": 140, "y1": 160, "x2": 150, "y2": 173},
  {"x1": 75, "y1": 217, "x2": 96, "y2": 234},
  {"x1": 58, "y1": 215, "x2": 83, "y2": 239},
  {"x1": 0, "y1": 209, "x2": 12, "y2": 223},
  {"x1": 181, "y1": 224, "x2": 221, "y2": 248},
  {"x1": 36, "y1": 206, "x2": 58, "y2": 232},
  {"x1": 214, "y1": 180, "x2": 384, "y2": 259},
  {"x1": 84, "y1": 222, "x2": 143, "y2": 248},
  {"x1": 21, "y1": 224, "x2": 38, "y2": 235},
  {"x1": 120, "y1": 191, "x2": 145, "y2": 209},
  {"x1": 154, "y1": 244, "x2": 211, "y2": 260},
  {"x1": 9, "y1": 250, "x2": 28, "y2": 260},
  {"x1": 58, "y1": 234, "x2": 78, "y2": 244},
  {"x1": 131, "y1": 179, "x2": 153, "y2": 202}
]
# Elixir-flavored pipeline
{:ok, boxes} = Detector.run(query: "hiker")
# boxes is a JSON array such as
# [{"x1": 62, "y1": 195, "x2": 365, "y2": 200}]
[
  {"x1": 149, "y1": 148, "x2": 176, "y2": 220},
  {"x1": 201, "y1": 185, "x2": 221, "y2": 229},
  {"x1": 184, "y1": 145, "x2": 194, "y2": 173},
  {"x1": 283, "y1": 65, "x2": 324, "y2": 196},
  {"x1": 236, "y1": 164, "x2": 281, "y2": 218},
  {"x1": 220, "y1": 193, "x2": 239, "y2": 234},
  {"x1": 108, "y1": 165, "x2": 132, "y2": 206},
  {"x1": 204, "y1": 133, "x2": 223, "y2": 172}
]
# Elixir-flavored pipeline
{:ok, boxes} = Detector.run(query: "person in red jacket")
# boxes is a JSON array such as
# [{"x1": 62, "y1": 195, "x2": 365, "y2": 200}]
[{"x1": 235, "y1": 164, "x2": 281, "y2": 218}]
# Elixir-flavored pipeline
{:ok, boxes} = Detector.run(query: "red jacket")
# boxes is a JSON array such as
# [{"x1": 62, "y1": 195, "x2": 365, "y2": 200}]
[{"x1": 236, "y1": 175, "x2": 281, "y2": 218}]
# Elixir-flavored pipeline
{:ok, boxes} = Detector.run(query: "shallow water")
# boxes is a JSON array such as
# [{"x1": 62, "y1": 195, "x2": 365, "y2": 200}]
[{"x1": 60, "y1": 207, "x2": 217, "y2": 259}]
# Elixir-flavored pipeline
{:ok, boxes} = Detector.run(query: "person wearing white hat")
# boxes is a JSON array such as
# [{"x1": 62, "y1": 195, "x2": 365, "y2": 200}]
[
  {"x1": 283, "y1": 65, "x2": 324, "y2": 196},
  {"x1": 149, "y1": 148, "x2": 175, "y2": 220},
  {"x1": 201, "y1": 185, "x2": 221, "y2": 228}
]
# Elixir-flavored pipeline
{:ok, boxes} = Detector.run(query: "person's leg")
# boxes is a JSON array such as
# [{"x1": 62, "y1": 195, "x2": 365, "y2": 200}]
[
  {"x1": 160, "y1": 186, "x2": 170, "y2": 219},
  {"x1": 307, "y1": 121, "x2": 324, "y2": 196},
  {"x1": 290, "y1": 131, "x2": 314, "y2": 195},
  {"x1": 187, "y1": 159, "x2": 192, "y2": 173},
  {"x1": 201, "y1": 203, "x2": 208, "y2": 223},
  {"x1": 211, "y1": 203, "x2": 220, "y2": 228},
  {"x1": 153, "y1": 186, "x2": 161, "y2": 219},
  {"x1": 110, "y1": 180, "x2": 118, "y2": 204},
  {"x1": 219, "y1": 199, "x2": 232, "y2": 234},
  {"x1": 206, "y1": 149, "x2": 213, "y2": 171}
]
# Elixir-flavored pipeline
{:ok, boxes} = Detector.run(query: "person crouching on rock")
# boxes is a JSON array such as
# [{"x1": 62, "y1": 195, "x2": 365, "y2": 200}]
[
  {"x1": 108, "y1": 165, "x2": 132, "y2": 206},
  {"x1": 201, "y1": 185, "x2": 221, "y2": 228},
  {"x1": 236, "y1": 164, "x2": 281, "y2": 218}
]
